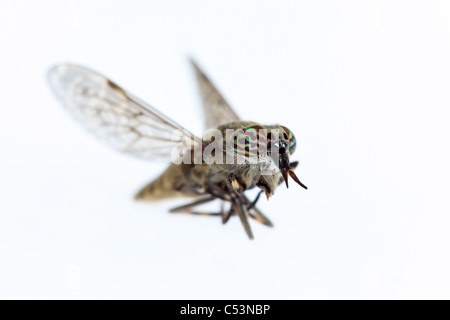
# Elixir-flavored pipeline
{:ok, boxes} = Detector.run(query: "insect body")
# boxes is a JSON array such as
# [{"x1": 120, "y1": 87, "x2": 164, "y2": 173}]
[{"x1": 47, "y1": 60, "x2": 307, "y2": 239}]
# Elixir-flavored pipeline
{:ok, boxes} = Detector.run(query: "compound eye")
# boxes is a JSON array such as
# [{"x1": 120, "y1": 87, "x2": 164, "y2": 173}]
[
  {"x1": 233, "y1": 125, "x2": 267, "y2": 157},
  {"x1": 282, "y1": 126, "x2": 297, "y2": 154}
]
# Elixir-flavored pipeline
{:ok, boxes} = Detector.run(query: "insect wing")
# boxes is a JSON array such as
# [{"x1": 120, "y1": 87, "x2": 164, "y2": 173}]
[
  {"x1": 48, "y1": 64, "x2": 201, "y2": 162},
  {"x1": 190, "y1": 59, "x2": 241, "y2": 130}
]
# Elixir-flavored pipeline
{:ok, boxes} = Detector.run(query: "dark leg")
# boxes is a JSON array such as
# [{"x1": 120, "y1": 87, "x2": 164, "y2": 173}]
[
  {"x1": 173, "y1": 211, "x2": 221, "y2": 216},
  {"x1": 242, "y1": 193, "x2": 274, "y2": 227},
  {"x1": 170, "y1": 197, "x2": 235, "y2": 221},
  {"x1": 228, "y1": 173, "x2": 254, "y2": 240},
  {"x1": 249, "y1": 207, "x2": 274, "y2": 227},
  {"x1": 232, "y1": 196, "x2": 254, "y2": 240},
  {"x1": 169, "y1": 196, "x2": 216, "y2": 214},
  {"x1": 205, "y1": 183, "x2": 231, "y2": 201},
  {"x1": 221, "y1": 203, "x2": 234, "y2": 225},
  {"x1": 247, "y1": 190, "x2": 263, "y2": 210}
]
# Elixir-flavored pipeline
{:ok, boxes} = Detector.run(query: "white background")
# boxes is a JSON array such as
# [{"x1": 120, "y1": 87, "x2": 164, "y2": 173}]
[{"x1": 1, "y1": 0, "x2": 449, "y2": 299}]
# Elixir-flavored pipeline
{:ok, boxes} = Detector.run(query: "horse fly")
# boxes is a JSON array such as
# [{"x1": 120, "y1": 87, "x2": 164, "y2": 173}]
[{"x1": 47, "y1": 60, "x2": 307, "y2": 239}]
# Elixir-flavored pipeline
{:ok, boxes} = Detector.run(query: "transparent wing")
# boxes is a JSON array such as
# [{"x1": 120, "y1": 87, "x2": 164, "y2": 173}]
[
  {"x1": 48, "y1": 64, "x2": 201, "y2": 162},
  {"x1": 190, "y1": 59, "x2": 241, "y2": 130}
]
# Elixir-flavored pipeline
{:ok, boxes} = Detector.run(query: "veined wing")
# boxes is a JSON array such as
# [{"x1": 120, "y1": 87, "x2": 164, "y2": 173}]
[
  {"x1": 48, "y1": 64, "x2": 201, "y2": 162},
  {"x1": 190, "y1": 59, "x2": 241, "y2": 130}
]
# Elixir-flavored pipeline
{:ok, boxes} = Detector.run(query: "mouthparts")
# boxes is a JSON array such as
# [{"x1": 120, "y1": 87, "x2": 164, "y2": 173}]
[
  {"x1": 281, "y1": 168, "x2": 308, "y2": 190},
  {"x1": 279, "y1": 150, "x2": 307, "y2": 190}
]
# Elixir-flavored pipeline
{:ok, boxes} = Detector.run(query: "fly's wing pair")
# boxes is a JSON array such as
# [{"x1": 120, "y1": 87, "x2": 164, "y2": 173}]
[{"x1": 47, "y1": 61, "x2": 240, "y2": 162}]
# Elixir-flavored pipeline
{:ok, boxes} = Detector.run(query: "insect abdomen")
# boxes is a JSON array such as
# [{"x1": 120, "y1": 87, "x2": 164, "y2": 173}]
[{"x1": 134, "y1": 164, "x2": 203, "y2": 201}]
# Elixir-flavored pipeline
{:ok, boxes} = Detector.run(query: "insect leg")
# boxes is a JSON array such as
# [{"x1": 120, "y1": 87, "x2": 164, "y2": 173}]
[
  {"x1": 169, "y1": 196, "x2": 216, "y2": 214},
  {"x1": 175, "y1": 211, "x2": 221, "y2": 216},
  {"x1": 205, "y1": 183, "x2": 231, "y2": 201},
  {"x1": 231, "y1": 194, "x2": 254, "y2": 240},
  {"x1": 221, "y1": 204, "x2": 234, "y2": 225},
  {"x1": 247, "y1": 190, "x2": 263, "y2": 210},
  {"x1": 241, "y1": 192, "x2": 274, "y2": 227},
  {"x1": 248, "y1": 207, "x2": 274, "y2": 228},
  {"x1": 227, "y1": 173, "x2": 254, "y2": 239}
]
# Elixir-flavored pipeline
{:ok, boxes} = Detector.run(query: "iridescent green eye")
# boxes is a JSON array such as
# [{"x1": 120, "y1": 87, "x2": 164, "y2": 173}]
[
  {"x1": 233, "y1": 125, "x2": 267, "y2": 157},
  {"x1": 282, "y1": 126, "x2": 297, "y2": 154}
]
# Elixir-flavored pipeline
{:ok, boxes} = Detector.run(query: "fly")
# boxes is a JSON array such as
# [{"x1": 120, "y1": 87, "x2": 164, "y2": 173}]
[{"x1": 47, "y1": 60, "x2": 307, "y2": 239}]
